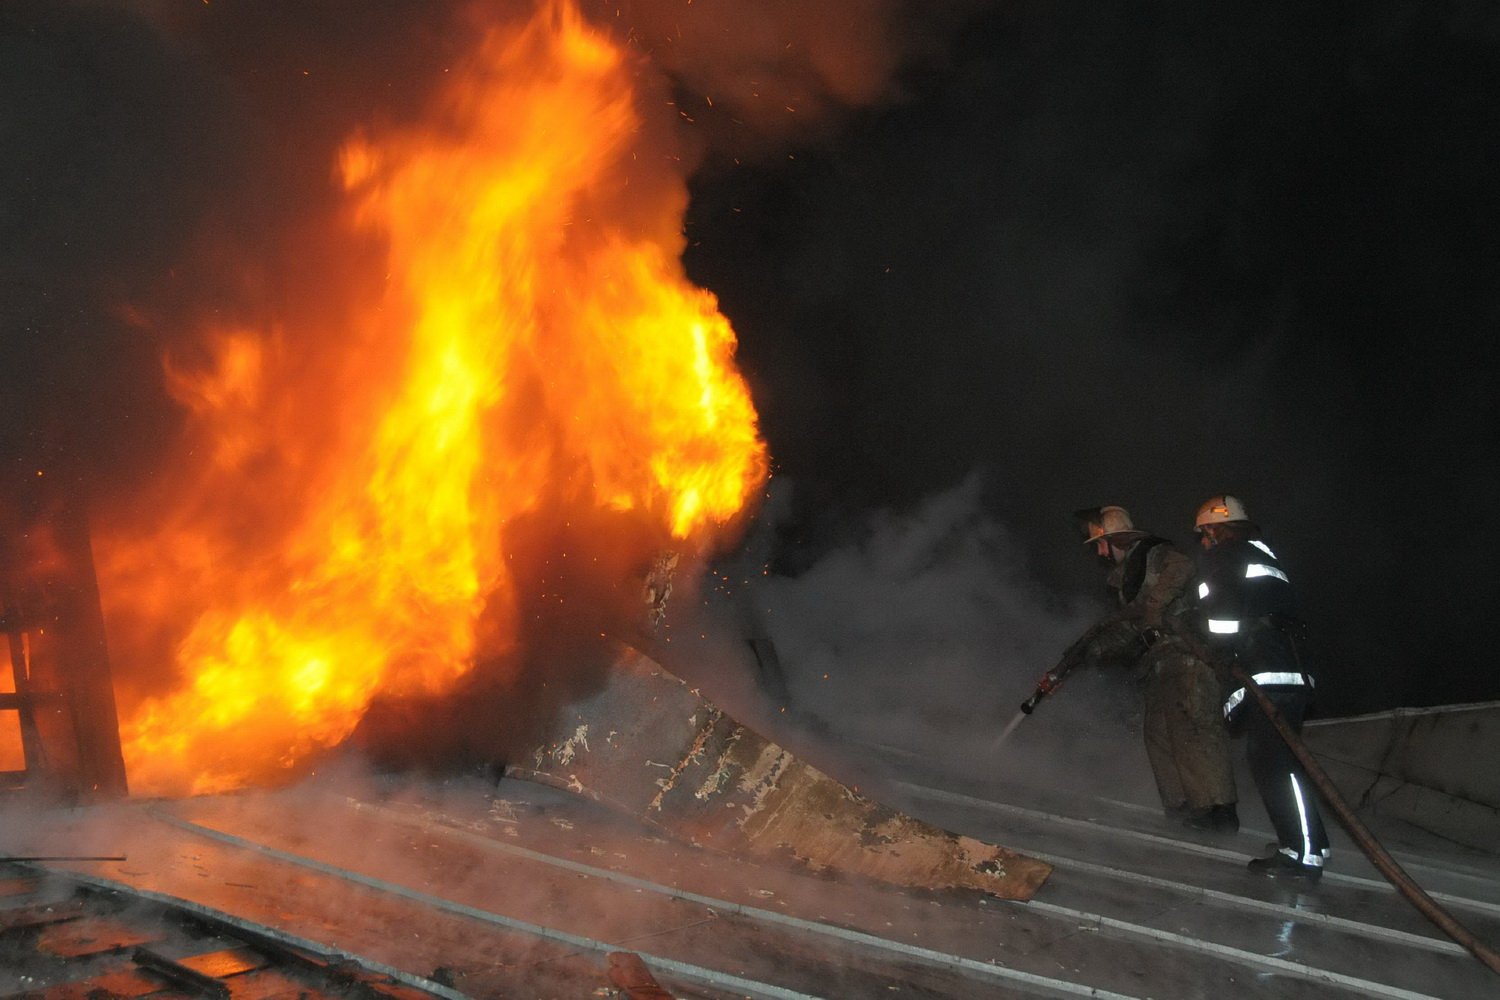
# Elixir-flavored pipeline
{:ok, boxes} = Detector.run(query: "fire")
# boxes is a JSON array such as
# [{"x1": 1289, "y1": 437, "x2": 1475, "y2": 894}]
[{"x1": 102, "y1": 1, "x2": 766, "y2": 795}]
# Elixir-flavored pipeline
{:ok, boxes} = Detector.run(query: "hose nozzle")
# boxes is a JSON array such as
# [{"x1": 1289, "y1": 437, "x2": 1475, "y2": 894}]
[{"x1": 1019, "y1": 670, "x2": 1063, "y2": 715}]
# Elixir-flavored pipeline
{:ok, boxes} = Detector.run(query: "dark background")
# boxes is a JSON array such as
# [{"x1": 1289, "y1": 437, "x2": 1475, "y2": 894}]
[
  {"x1": 3, "y1": 1, "x2": 1497, "y2": 719},
  {"x1": 682, "y1": 2, "x2": 1500, "y2": 715}
]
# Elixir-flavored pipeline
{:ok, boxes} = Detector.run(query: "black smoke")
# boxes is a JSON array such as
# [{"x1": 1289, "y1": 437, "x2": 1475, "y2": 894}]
[
  {"x1": 3, "y1": 0, "x2": 1497, "y2": 726},
  {"x1": 684, "y1": 1, "x2": 1500, "y2": 715}
]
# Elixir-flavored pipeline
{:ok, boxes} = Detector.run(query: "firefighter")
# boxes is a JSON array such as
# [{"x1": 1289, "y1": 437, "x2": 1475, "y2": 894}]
[
  {"x1": 1049, "y1": 506, "x2": 1239, "y2": 832},
  {"x1": 1194, "y1": 495, "x2": 1330, "y2": 880}
]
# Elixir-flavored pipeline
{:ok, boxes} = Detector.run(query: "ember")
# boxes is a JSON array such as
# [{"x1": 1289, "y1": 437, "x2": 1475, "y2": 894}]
[{"x1": 98, "y1": 1, "x2": 766, "y2": 796}]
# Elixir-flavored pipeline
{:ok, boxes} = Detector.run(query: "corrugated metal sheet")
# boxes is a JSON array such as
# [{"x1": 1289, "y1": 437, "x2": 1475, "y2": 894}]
[{"x1": 509, "y1": 646, "x2": 1051, "y2": 900}]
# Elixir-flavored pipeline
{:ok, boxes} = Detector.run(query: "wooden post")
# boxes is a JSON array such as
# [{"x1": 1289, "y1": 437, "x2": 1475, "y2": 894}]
[{"x1": 0, "y1": 467, "x2": 127, "y2": 800}]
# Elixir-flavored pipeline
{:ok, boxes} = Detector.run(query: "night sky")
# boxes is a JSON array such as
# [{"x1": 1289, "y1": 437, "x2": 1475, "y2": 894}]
[
  {"x1": 3, "y1": 1, "x2": 1498, "y2": 721},
  {"x1": 685, "y1": 2, "x2": 1500, "y2": 716}
]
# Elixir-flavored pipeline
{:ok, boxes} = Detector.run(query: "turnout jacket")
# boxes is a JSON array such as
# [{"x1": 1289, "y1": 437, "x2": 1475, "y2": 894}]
[
  {"x1": 1195, "y1": 537, "x2": 1298, "y2": 634},
  {"x1": 1195, "y1": 534, "x2": 1312, "y2": 718},
  {"x1": 1055, "y1": 537, "x2": 1198, "y2": 679}
]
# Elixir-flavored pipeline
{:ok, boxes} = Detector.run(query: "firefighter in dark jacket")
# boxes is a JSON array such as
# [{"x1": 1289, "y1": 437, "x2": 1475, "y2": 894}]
[
  {"x1": 1194, "y1": 494, "x2": 1330, "y2": 880},
  {"x1": 1050, "y1": 506, "x2": 1239, "y2": 832}
]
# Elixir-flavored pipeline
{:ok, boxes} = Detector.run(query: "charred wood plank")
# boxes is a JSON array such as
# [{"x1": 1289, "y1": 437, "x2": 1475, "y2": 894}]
[
  {"x1": 36, "y1": 914, "x2": 161, "y2": 958},
  {"x1": 0, "y1": 875, "x2": 42, "y2": 898},
  {"x1": 26, "y1": 967, "x2": 169, "y2": 1000},
  {"x1": 0, "y1": 692, "x2": 64, "y2": 709},
  {"x1": 133, "y1": 945, "x2": 233, "y2": 999},
  {"x1": 0, "y1": 898, "x2": 87, "y2": 933},
  {"x1": 175, "y1": 944, "x2": 273, "y2": 979}
]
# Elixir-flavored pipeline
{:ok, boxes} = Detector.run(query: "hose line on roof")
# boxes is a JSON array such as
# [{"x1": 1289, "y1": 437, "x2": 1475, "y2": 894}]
[{"x1": 1230, "y1": 666, "x2": 1500, "y2": 978}]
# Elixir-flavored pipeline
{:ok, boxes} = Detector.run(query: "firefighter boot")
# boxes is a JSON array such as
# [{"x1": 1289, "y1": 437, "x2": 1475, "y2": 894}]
[
  {"x1": 1247, "y1": 850, "x2": 1322, "y2": 882},
  {"x1": 1182, "y1": 803, "x2": 1239, "y2": 834}
]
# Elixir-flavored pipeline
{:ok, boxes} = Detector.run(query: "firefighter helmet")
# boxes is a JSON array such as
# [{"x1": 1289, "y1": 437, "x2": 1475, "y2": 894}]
[
  {"x1": 1195, "y1": 494, "x2": 1250, "y2": 529},
  {"x1": 1079, "y1": 505, "x2": 1144, "y2": 545}
]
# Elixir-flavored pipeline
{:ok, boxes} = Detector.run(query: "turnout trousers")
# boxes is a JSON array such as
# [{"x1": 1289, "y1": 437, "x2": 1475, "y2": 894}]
[
  {"x1": 1245, "y1": 684, "x2": 1330, "y2": 866},
  {"x1": 1141, "y1": 642, "x2": 1238, "y2": 813}
]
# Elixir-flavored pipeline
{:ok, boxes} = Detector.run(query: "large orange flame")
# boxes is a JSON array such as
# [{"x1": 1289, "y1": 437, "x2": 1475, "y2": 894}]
[{"x1": 102, "y1": 1, "x2": 766, "y2": 795}]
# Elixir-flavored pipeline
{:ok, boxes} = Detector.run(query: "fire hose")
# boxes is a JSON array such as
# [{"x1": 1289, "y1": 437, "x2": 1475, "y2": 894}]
[
  {"x1": 1228, "y1": 666, "x2": 1500, "y2": 977},
  {"x1": 1019, "y1": 661, "x2": 1500, "y2": 975}
]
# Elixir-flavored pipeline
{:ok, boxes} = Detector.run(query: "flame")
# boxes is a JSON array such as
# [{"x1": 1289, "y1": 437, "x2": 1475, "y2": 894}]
[{"x1": 103, "y1": 1, "x2": 766, "y2": 795}]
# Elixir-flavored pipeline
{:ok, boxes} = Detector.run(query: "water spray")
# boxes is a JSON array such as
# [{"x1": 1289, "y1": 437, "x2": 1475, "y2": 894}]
[
  {"x1": 993, "y1": 710, "x2": 1027, "y2": 749},
  {"x1": 995, "y1": 669, "x2": 1065, "y2": 750}
]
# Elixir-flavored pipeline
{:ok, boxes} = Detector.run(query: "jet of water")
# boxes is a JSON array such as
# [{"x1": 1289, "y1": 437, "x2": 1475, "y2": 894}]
[{"x1": 992, "y1": 709, "x2": 1027, "y2": 750}]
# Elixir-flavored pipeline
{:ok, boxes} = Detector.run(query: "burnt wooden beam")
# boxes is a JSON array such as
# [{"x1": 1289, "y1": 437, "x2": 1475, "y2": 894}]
[{"x1": 132, "y1": 946, "x2": 234, "y2": 999}]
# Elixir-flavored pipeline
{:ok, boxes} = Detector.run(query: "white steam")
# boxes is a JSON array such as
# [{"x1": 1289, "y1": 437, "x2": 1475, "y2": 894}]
[{"x1": 668, "y1": 472, "x2": 1163, "y2": 808}]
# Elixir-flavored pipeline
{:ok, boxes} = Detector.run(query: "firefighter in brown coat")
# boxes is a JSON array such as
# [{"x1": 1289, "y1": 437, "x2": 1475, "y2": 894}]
[{"x1": 1041, "y1": 505, "x2": 1239, "y2": 832}]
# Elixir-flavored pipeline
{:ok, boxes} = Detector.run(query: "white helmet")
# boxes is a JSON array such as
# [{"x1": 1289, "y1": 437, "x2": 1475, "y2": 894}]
[
  {"x1": 1082, "y1": 505, "x2": 1144, "y2": 545},
  {"x1": 1195, "y1": 494, "x2": 1250, "y2": 530}
]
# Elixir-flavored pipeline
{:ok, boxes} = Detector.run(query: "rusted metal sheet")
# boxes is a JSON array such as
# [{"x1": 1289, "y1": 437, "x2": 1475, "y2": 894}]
[{"x1": 510, "y1": 646, "x2": 1051, "y2": 900}]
